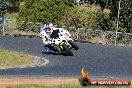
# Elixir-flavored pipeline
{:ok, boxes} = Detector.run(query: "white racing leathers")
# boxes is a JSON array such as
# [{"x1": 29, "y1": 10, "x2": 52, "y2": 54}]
[
  {"x1": 40, "y1": 26, "x2": 53, "y2": 53},
  {"x1": 40, "y1": 27, "x2": 68, "y2": 45},
  {"x1": 40, "y1": 30, "x2": 51, "y2": 45},
  {"x1": 40, "y1": 27, "x2": 74, "y2": 52}
]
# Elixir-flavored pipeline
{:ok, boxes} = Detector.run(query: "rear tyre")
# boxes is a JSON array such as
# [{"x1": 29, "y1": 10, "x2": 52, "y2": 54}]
[
  {"x1": 62, "y1": 43, "x2": 73, "y2": 56},
  {"x1": 68, "y1": 40, "x2": 79, "y2": 50}
]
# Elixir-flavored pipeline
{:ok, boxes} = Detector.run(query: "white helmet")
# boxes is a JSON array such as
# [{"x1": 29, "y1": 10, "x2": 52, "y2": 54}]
[{"x1": 43, "y1": 22, "x2": 53, "y2": 34}]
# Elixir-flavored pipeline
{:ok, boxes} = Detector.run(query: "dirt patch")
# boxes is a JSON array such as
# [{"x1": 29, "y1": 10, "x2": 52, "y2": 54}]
[
  {"x1": 89, "y1": 36, "x2": 109, "y2": 45},
  {"x1": 4, "y1": 30, "x2": 38, "y2": 36},
  {"x1": 0, "y1": 76, "x2": 79, "y2": 88},
  {"x1": 0, "y1": 76, "x2": 131, "y2": 88}
]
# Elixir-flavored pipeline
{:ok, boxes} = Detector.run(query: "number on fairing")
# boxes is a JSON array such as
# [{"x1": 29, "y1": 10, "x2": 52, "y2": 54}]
[{"x1": 64, "y1": 33, "x2": 69, "y2": 38}]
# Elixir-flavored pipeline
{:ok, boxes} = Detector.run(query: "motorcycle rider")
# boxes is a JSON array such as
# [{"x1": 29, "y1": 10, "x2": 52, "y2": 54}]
[
  {"x1": 40, "y1": 22, "x2": 64, "y2": 53},
  {"x1": 40, "y1": 22, "x2": 54, "y2": 54},
  {"x1": 40, "y1": 22, "x2": 73, "y2": 54}
]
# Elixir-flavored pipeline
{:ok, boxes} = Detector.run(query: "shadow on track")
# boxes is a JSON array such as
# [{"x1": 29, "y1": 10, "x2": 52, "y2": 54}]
[{"x1": 42, "y1": 52, "x2": 73, "y2": 56}]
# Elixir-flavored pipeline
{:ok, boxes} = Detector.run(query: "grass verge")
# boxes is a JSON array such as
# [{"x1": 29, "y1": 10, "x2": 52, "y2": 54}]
[
  {"x1": 0, "y1": 49, "x2": 34, "y2": 67},
  {"x1": 7, "y1": 84, "x2": 132, "y2": 88}
]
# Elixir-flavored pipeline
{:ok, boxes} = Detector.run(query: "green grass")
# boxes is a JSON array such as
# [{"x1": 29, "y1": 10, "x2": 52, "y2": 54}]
[
  {"x1": 5, "y1": 13, "x2": 18, "y2": 20},
  {"x1": 5, "y1": 13, "x2": 18, "y2": 30},
  {"x1": 0, "y1": 49, "x2": 34, "y2": 67},
  {"x1": 7, "y1": 84, "x2": 132, "y2": 88}
]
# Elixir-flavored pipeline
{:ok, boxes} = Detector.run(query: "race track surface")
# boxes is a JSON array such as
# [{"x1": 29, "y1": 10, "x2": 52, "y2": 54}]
[{"x1": 0, "y1": 36, "x2": 132, "y2": 78}]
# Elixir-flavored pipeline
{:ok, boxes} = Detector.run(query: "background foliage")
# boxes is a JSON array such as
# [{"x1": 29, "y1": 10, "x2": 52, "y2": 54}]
[
  {"x1": 61, "y1": 5, "x2": 109, "y2": 30},
  {"x1": 18, "y1": 0, "x2": 74, "y2": 24},
  {"x1": 2, "y1": 0, "x2": 132, "y2": 33},
  {"x1": 0, "y1": 0, "x2": 7, "y2": 32}
]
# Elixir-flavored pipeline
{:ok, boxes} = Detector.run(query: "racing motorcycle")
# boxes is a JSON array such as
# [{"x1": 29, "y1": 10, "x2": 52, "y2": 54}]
[{"x1": 50, "y1": 28, "x2": 79, "y2": 56}]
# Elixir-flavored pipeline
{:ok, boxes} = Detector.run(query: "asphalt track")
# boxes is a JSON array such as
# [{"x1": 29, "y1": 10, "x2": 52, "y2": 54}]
[{"x1": 0, "y1": 36, "x2": 132, "y2": 78}]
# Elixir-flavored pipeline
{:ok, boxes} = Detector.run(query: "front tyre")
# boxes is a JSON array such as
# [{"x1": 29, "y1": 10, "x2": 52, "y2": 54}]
[
  {"x1": 62, "y1": 43, "x2": 73, "y2": 56},
  {"x1": 68, "y1": 40, "x2": 79, "y2": 50}
]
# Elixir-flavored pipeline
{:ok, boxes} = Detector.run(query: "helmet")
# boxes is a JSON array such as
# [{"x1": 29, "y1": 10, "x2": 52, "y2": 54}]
[
  {"x1": 43, "y1": 22, "x2": 53, "y2": 34},
  {"x1": 44, "y1": 22, "x2": 53, "y2": 27}
]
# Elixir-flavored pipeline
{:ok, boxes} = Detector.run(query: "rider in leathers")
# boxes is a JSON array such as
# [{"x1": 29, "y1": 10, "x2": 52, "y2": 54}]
[{"x1": 40, "y1": 22, "x2": 64, "y2": 54}]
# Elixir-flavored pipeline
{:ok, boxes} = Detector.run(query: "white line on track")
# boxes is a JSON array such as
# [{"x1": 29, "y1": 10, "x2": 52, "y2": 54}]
[{"x1": 0, "y1": 56, "x2": 49, "y2": 70}]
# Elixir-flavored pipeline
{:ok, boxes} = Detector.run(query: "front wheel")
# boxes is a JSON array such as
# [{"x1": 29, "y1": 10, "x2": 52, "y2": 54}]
[
  {"x1": 68, "y1": 40, "x2": 79, "y2": 50},
  {"x1": 62, "y1": 43, "x2": 73, "y2": 56}
]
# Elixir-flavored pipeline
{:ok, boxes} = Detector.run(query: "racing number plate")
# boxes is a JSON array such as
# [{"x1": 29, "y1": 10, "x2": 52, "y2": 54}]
[{"x1": 64, "y1": 33, "x2": 69, "y2": 39}]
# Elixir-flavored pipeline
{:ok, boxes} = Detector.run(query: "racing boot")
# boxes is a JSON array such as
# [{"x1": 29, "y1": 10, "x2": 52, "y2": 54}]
[{"x1": 42, "y1": 45, "x2": 52, "y2": 54}]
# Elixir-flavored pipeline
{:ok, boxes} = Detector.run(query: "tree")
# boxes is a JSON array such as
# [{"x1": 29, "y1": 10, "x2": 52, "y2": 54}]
[
  {"x1": 95, "y1": 0, "x2": 132, "y2": 33},
  {"x1": 119, "y1": 0, "x2": 132, "y2": 33},
  {"x1": 0, "y1": 0, "x2": 7, "y2": 31},
  {"x1": 18, "y1": 0, "x2": 74, "y2": 24},
  {"x1": 4, "y1": 0, "x2": 22, "y2": 12},
  {"x1": 61, "y1": 5, "x2": 109, "y2": 29},
  {"x1": 0, "y1": 0, "x2": 7, "y2": 17}
]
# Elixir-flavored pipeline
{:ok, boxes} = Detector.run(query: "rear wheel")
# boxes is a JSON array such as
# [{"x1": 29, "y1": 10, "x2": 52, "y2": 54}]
[
  {"x1": 68, "y1": 40, "x2": 79, "y2": 50},
  {"x1": 62, "y1": 43, "x2": 73, "y2": 56}
]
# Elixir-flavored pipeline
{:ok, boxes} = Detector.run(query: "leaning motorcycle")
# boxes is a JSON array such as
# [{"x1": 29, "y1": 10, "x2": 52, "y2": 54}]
[
  {"x1": 50, "y1": 28, "x2": 79, "y2": 56},
  {"x1": 60, "y1": 28, "x2": 79, "y2": 50}
]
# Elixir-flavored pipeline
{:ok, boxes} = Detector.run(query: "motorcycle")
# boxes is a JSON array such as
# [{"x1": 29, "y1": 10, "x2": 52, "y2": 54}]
[{"x1": 50, "y1": 28, "x2": 79, "y2": 56}]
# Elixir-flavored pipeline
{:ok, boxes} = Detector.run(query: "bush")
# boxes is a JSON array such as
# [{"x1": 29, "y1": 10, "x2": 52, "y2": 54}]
[
  {"x1": 17, "y1": 21, "x2": 41, "y2": 32},
  {"x1": 18, "y1": 0, "x2": 74, "y2": 24},
  {"x1": 61, "y1": 5, "x2": 109, "y2": 30}
]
